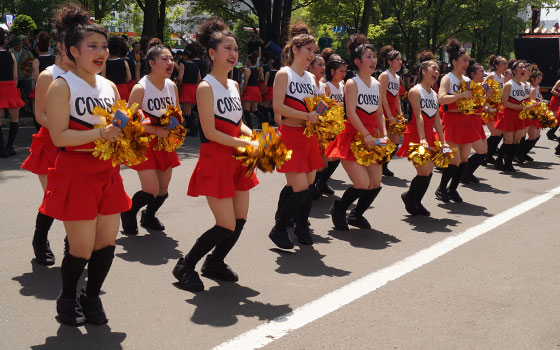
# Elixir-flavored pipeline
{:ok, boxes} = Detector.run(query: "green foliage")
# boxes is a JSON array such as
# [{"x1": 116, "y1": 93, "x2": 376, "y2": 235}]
[
  {"x1": 232, "y1": 14, "x2": 259, "y2": 62},
  {"x1": 10, "y1": 14, "x2": 37, "y2": 37}
]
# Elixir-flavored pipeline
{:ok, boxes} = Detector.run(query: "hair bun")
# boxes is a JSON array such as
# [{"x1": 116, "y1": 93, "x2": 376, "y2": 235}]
[
  {"x1": 417, "y1": 50, "x2": 435, "y2": 63},
  {"x1": 147, "y1": 38, "x2": 163, "y2": 51},
  {"x1": 379, "y1": 45, "x2": 394, "y2": 60},
  {"x1": 54, "y1": 3, "x2": 90, "y2": 33},
  {"x1": 197, "y1": 18, "x2": 228, "y2": 49},
  {"x1": 445, "y1": 38, "x2": 462, "y2": 56},
  {"x1": 290, "y1": 23, "x2": 310, "y2": 38},
  {"x1": 346, "y1": 33, "x2": 369, "y2": 56}
]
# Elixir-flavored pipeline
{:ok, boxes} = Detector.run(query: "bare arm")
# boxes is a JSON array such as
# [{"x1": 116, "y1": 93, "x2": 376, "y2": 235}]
[
  {"x1": 433, "y1": 109, "x2": 446, "y2": 145},
  {"x1": 11, "y1": 53, "x2": 17, "y2": 82},
  {"x1": 408, "y1": 88, "x2": 427, "y2": 142},
  {"x1": 34, "y1": 70, "x2": 53, "y2": 126},
  {"x1": 32, "y1": 59, "x2": 40, "y2": 82},
  {"x1": 552, "y1": 80, "x2": 560, "y2": 96},
  {"x1": 241, "y1": 68, "x2": 250, "y2": 95},
  {"x1": 378, "y1": 72, "x2": 394, "y2": 121},
  {"x1": 124, "y1": 60, "x2": 131, "y2": 83},
  {"x1": 177, "y1": 63, "x2": 184, "y2": 86},
  {"x1": 437, "y1": 75, "x2": 471, "y2": 105}
]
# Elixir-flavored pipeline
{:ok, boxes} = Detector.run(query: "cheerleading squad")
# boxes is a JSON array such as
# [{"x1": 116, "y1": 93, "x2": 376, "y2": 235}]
[{"x1": 13, "y1": 4, "x2": 559, "y2": 327}]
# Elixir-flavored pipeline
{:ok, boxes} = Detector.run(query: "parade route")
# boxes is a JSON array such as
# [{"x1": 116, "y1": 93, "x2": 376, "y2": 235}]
[{"x1": 1, "y1": 127, "x2": 559, "y2": 349}]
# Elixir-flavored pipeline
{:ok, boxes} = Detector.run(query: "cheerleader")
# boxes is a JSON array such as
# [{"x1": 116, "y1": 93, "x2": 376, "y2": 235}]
[
  {"x1": 325, "y1": 34, "x2": 386, "y2": 230},
  {"x1": 546, "y1": 77, "x2": 560, "y2": 140},
  {"x1": 178, "y1": 41, "x2": 201, "y2": 136},
  {"x1": 461, "y1": 59, "x2": 492, "y2": 184},
  {"x1": 240, "y1": 52, "x2": 264, "y2": 129},
  {"x1": 398, "y1": 57, "x2": 447, "y2": 215},
  {"x1": 308, "y1": 55, "x2": 326, "y2": 95},
  {"x1": 0, "y1": 27, "x2": 25, "y2": 158},
  {"x1": 494, "y1": 60, "x2": 529, "y2": 172},
  {"x1": 313, "y1": 56, "x2": 346, "y2": 196},
  {"x1": 120, "y1": 39, "x2": 180, "y2": 235},
  {"x1": 261, "y1": 56, "x2": 281, "y2": 125},
  {"x1": 102, "y1": 36, "x2": 131, "y2": 101},
  {"x1": 483, "y1": 55, "x2": 507, "y2": 164},
  {"x1": 173, "y1": 19, "x2": 258, "y2": 291},
  {"x1": 268, "y1": 23, "x2": 322, "y2": 248},
  {"x1": 517, "y1": 65, "x2": 542, "y2": 162},
  {"x1": 435, "y1": 39, "x2": 476, "y2": 203},
  {"x1": 40, "y1": 4, "x2": 130, "y2": 326},
  {"x1": 21, "y1": 20, "x2": 74, "y2": 266},
  {"x1": 378, "y1": 45, "x2": 403, "y2": 177},
  {"x1": 30, "y1": 32, "x2": 55, "y2": 131}
]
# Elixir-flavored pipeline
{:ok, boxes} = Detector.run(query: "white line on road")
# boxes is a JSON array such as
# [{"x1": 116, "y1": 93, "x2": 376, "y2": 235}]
[{"x1": 213, "y1": 185, "x2": 560, "y2": 350}]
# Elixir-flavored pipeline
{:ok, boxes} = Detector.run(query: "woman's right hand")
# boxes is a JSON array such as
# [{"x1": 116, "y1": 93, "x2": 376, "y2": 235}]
[
  {"x1": 364, "y1": 134, "x2": 375, "y2": 148},
  {"x1": 420, "y1": 138, "x2": 429, "y2": 148},
  {"x1": 101, "y1": 124, "x2": 123, "y2": 142},
  {"x1": 461, "y1": 91, "x2": 473, "y2": 99},
  {"x1": 307, "y1": 111, "x2": 319, "y2": 123},
  {"x1": 155, "y1": 127, "x2": 170, "y2": 138}
]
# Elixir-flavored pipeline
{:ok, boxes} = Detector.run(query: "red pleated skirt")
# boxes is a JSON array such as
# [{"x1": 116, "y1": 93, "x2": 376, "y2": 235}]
[
  {"x1": 21, "y1": 127, "x2": 58, "y2": 175},
  {"x1": 188, "y1": 142, "x2": 259, "y2": 199},
  {"x1": 396, "y1": 124, "x2": 437, "y2": 157},
  {"x1": 277, "y1": 125, "x2": 323, "y2": 173},
  {"x1": 263, "y1": 87, "x2": 273, "y2": 101},
  {"x1": 495, "y1": 108, "x2": 525, "y2": 132},
  {"x1": 129, "y1": 137, "x2": 181, "y2": 171},
  {"x1": 442, "y1": 111, "x2": 480, "y2": 144},
  {"x1": 549, "y1": 96, "x2": 559, "y2": 120},
  {"x1": 325, "y1": 120, "x2": 377, "y2": 162},
  {"x1": 470, "y1": 114, "x2": 486, "y2": 140},
  {"x1": 0, "y1": 81, "x2": 25, "y2": 108},
  {"x1": 39, "y1": 151, "x2": 131, "y2": 221},
  {"x1": 116, "y1": 83, "x2": 130, "y2": 101},
  {"x1": 524, "y1": 119, "x2": 541, "y2": 128},
  {"x1": 241, "y1": 86, "x2": 262, "y2": 102},
  {"x1": 179, "y1": 83, "x2": 198, "y2": 104}
]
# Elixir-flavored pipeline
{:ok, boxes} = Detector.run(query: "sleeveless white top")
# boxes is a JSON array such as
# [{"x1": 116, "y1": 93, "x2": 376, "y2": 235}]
[
  {"x1": 488, "y1": 71, "x2": 505, "y2": 89},
  {"x1": 509, "y1": 80, "x2": 529, "y2": 103},
  {"x1": 354, "y1": 75, "x2": 380, "y2": 114},
  {"x1": 446, "y1": 73, "x2": 469, "y2": 94},
  {"x1": 326, "y1": 80, "x2": 344, "y2": 105},
  {"x1": 523, "y1": 82, "x2": 531, "y2": 97},
  {"x1": 284, "y1": 66, "x2": 316, "y2": 104},
  {"x1": 204, "y1": 74, "x2": 243, "y2": 124},
  {"x1": 385, "y1": 69, "x2": 400, "y2": 97},
  {"x1": 533, "y1": 85, "x2": 543, "y2": 102},
  {"x1": 45, "y1": 64, "x2": 65, "y2": 80},
  {"x1": 138, "y1": 76, "x2": 176, "y2": 118},
  {"x1": 315, "y1": 81, "x2": 326, "y2": 96},
  {"x1": 417, "y1": 84, "x2": 439, "y2": 118},
  {"x1": 61, "y1": 71, "x2": 115, "y2": 126}
]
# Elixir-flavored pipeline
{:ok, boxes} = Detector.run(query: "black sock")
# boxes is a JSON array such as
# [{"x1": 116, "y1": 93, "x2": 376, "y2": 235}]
[
  {"x1": 449, "y1": 162, "x2": 467, "y2": 191},
  {"x1": 255, "y1": 110, "x2": 266, "y2": 127},
  {"x1": 406, "y1": 176, "x2": 424, "y2": 201},
  {"x1": 467, "y1": 153, "x2": 485, "y2": 177},
  {"x1": 294, "y1": 185, "x2": 313, "y2": 226},
  {"x1": 339, "y1": 186, "x2": 365, "y2": 212},
  {"x1": 275, "y1": 190, "x2": 309, "y2": 229},
  {"x1": 417, "y1": 174, "x2": 432, "y2": 203},
  {"x1": 127, "y1": 191, "x2": 155, "y2": 216},
  {"x1": 314, "y1": 171, "x2": 323, "y2": 185},
  {"x1": 355, "y1": 187, "x2": 382, "y2": 215},
  {"x1": 145, "y1": 193, "x2": 168, "y2": 217},
  {"x1": 61, "y1": 254, "x2": 88, "y2": 297},
  {"x1": 266, "y1": 107, "x2": 274, "y2": 124},
  {"x1": 438, "y1": 164, "x2": 458, "y2": 190},
  {"x1": 525, "y1": 137, "x2": 539, "y2": 155},
  {"x1": 33, "y1": 212, "x2": 54, "y2": 245},
  {"x1": 85, "y1": 246, "x2": 115, "y2": 297},
  {"x1": 487, "y1": 135, "x2": 502, "y2": 157},
  {"x1": 517, "y1": 137, "x2": 526, "y2": 156},
  {"x1": 7, "y1": 122, "x2": 19, "y2": 148},
  {"x1": 210, "y1": 219, "x2": 246, "y2": 261},
  {"x1": 243, "y1": 110, "x2": 254, "y2": 129},
  {"x1": 275, "y1": 186, "x2": 293, "y2": 223},
  {"x1": 320, "y1": 160, "x2": 340, "y2": 183},
  {"x1": 184, "y1": 226, "x2": 234, "y2": 268}
]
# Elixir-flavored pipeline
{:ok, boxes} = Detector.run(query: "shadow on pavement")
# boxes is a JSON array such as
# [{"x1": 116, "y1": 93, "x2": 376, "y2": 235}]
[
  {"x1": 31, "y1": 324, "x2": 126, "y2": 350},
  {"x1": 381, "y1": 176, "x2": 409, "y2": 188},
  {"x1": 272, "y1": 245, "x2": 351, "y2": 277},
  {"x1": 185, "y1": 283, "x2": 292, "y2": 327},
  {"x1": 517, "y1": 160, "x2": 559, "y2": 170},
  {"x1": 328, "y1": 228, "x2": 400, "y2": 250},
  {"x1": 402, "y1": 216, "x2": 461, "y2": 233},
  {"x1": 461, "y1": 181, "x2": 509, "y2": 194},
  {"x1": 505, "y1": 171, "x2": 546, "y2": 180},
  {"x1": 437, "y1": 201, "x2": 492, "y2": 217},
  {"x1": 12, "y1": 263, "x2": 63, "y2": 300},
  {"x1": 115, "y1": 230, "x2": 182, "y2": 266}
]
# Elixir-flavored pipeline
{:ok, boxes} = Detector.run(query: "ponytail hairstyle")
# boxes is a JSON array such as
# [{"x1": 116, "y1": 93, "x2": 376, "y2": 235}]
[
  {"x1": 325, "y1": 56, "x2": 347, "y2": 81},
  {"x1": 37, "y1": 31, "x2": 51, "y2": 52},
  {"x1": 487, "y1": 54, "x2": 506, "y2": 72},
  {"x1": 445, "y1": 38, "x2": 467, "y2": 69},
  {"x1": 54, "y1": 3, "x2": 107, "y2": 62},
  {"x1": 379, "y1": 45, "x2": 400, "y2": 69},
  {"x1": 417, "y1": 50, "x2": 437, "y2": 83},
  {"x1": 287, "y1": 23, "x2": 316, "y2": 66},
  {"x1": 346, "y1": 33, "x2": 375, "y2": 70},
  {"x1": 466, "y1": 58, "x2": 483, "y2": 80},
  {"x1": 196, "y1": 18, "x2": 237, "y2": 69},
  {"x1": 145, "y1": 38, "x2": 169, "y2": 74},
  {"x1": 529, "y1": 64, "x2": 542, "y2": 84}
]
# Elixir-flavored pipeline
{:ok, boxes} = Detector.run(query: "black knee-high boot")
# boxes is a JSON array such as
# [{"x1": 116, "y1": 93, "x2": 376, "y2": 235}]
[
  {"x1": 448, "y1": 162, "x2": 467, "y2": 202},
  {"x1": 275, "y1": 186, "x2": 293, "y2": 224},
  {"x1": 0, "y1": 125, "x2": 6, "y2": 158},
  {"x1": 348, "y1": 187, "x2": 382, "y2": 228},
  {"x1": 266, "y1": 107, "x2": 275, "y2": 124},
  {"x1": 121, "y1": 191, "x2": 155, "y2": 235},
  {"x1": 57, "y1": 254, "x2": 88, "y2": 326},
  {"x1": 522, "y1": 137, "x2": 539, "y2": 161},
  {"x1": 141, "y1": 193, "x2": 168, "y2": 231},
  {"x1": 80, "y1": 245, "x2": 115, "y2": 324},
  {"x1": 416, "y1": 174, "x2": 432, "y2": 216},
  {"x1": 184, "y1": 226, "x2": 235, "y2": 268},
  {"x1": 503, "y1": 144, "x2": 517, "y2": 172},
  {"x1": 293, "y1": 185, "x2": 314, "y2": 245},
  {"x1": 32, "y1": 212, "x2": 55, "y2": 265},
  {"x1": 317, "y1": 160, "x2": 339, "y2": 194},
  {"x1": 516, "y1": 137, "x2": 526, "y2": 163},
  {"x1": 255, "y1": 109, "x2": 266, "y2": 129},
  {"x1": 243, "y1": 110, "x2": 254, "y2": 129},
  {"x1": 462, "y1": 153, "x2": 485, "y2": 184},
  {"x1": 6, "y1": 122, "x2": 19, "y2": 156},
  {"x1": 486, "y1": 135, "x2": 502, "y2": 162},
  {"x1": 435, "y1": 164, "x2": 458, "y2": 202},
  {"x1": 202, "y1": 219, "x2": 246, "y2": 282},
  {"x1": 402, "y1": 176, "x2": 424, "y2": 215},
  {"x1": 546, "y1": 126, "x2": 558, "y2": 140},
  {"x1": 382, "y1": 149, "x2": 398, "y2": 176},
  {"x1": 331, "y1": 187, "x2": 365, "y2": 231},
  {"x1": 269, "y1": 189, "x2": 309, "y2": 249}
]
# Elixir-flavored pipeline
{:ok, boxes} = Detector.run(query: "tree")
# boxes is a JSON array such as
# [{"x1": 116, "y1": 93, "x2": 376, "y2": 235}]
[{"x1": 10, "y1": 14, "x2": 37, "y2": 37}]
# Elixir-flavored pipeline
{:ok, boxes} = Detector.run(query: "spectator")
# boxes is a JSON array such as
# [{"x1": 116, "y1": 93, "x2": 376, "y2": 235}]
[{"x1": 11, "y1": 36, "x2": 34, "y2": 113}]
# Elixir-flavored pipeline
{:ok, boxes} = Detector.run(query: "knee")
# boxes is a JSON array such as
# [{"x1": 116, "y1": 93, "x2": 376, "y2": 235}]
[
  {"x1": 216, "y1": 219, "x2": 236, "y2": 232},
  {"x1": 69, "y1": 246, "x2": 92, "y2": 260}
]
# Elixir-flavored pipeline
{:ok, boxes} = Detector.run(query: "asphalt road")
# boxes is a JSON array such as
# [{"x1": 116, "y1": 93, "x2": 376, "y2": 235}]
[{"x1": 1, "y1": 126, "x2": 559, "y2": 350}]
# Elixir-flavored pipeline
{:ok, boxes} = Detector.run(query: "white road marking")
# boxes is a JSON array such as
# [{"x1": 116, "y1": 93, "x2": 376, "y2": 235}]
[{"x1": 214, "y1": 185, "x2": 560, "y2": 350}]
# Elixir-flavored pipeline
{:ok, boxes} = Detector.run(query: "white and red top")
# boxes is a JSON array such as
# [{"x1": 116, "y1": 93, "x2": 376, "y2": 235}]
[
  {"x1": 138, "y1": 75, "x2": 176, "y2": 123},
  {"x1": 315, "y1": 81, "x2": 326, "y2": 96},
  {"x1": 487, "y1": 71, "x2": 505, "y2": 89},
  {"x1": 326, "y1": 80, "x2": 344, "y2": 105},
  {"x1": 199, "y1": 74, "x2": 242, "y2": 149},
  {"x1": 354, "y1": 75, "x2": 380, "y2": 127},
  {"x1": 410, "y1": 84, "x2": 438, "y2": 130},
  {"x1": 283, "y1": 66, "x2": 316, "y2": 115},
  {"x1": 61, "y1": 71, "x2": 115, "y2": 151},
  {"x1": 507, "y1": 80, "x2": 530, "y2": 105},
  {"x1": 533, "y1": 85, "x2": 543, "y2": 102},
  {"x1": 37, "y1": 64, "x2": 66, "y2": 142},
  {"x1": 445, "y1": 72, "x2": 469, "y2": 111}
]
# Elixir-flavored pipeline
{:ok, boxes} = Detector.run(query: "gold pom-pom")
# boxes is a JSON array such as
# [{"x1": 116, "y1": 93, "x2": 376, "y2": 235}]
[
  {"x1": 234, "y1": 122, "x2": 292, "y2": 176},
  {"x1": 455, "y1": 80, "x2": 486, "y2": 115},
  {"x1": 350, "y1": 133, "x2": 397, "y2": 166},
  {"x1": 152, "y1": 105, "x2": 187, "y2": 152},
  {"x1": 430, "y1": 140, "x2": 457, "y2": 168},
  {"x1": 303, "y1": 95, "x2": 345, "y2": 150},
  {"x1": 533, "y1": 101, "x2": 558, "y2": 128},
  {"x1": 406, "y1": 143, "x2": 432, "y2": 166},
  {"x1": 480, "y1": 79, "x2": 504, "y2": 122},
  {"x1": 92, "y1": 100, "x2": 150, "y2": 167},
  {"x1": 387, "y1": 113, "x2": 407, "y2": 136},
  {"x1": 518, "y1": 100, "x2": 536, "y2": 120}
]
